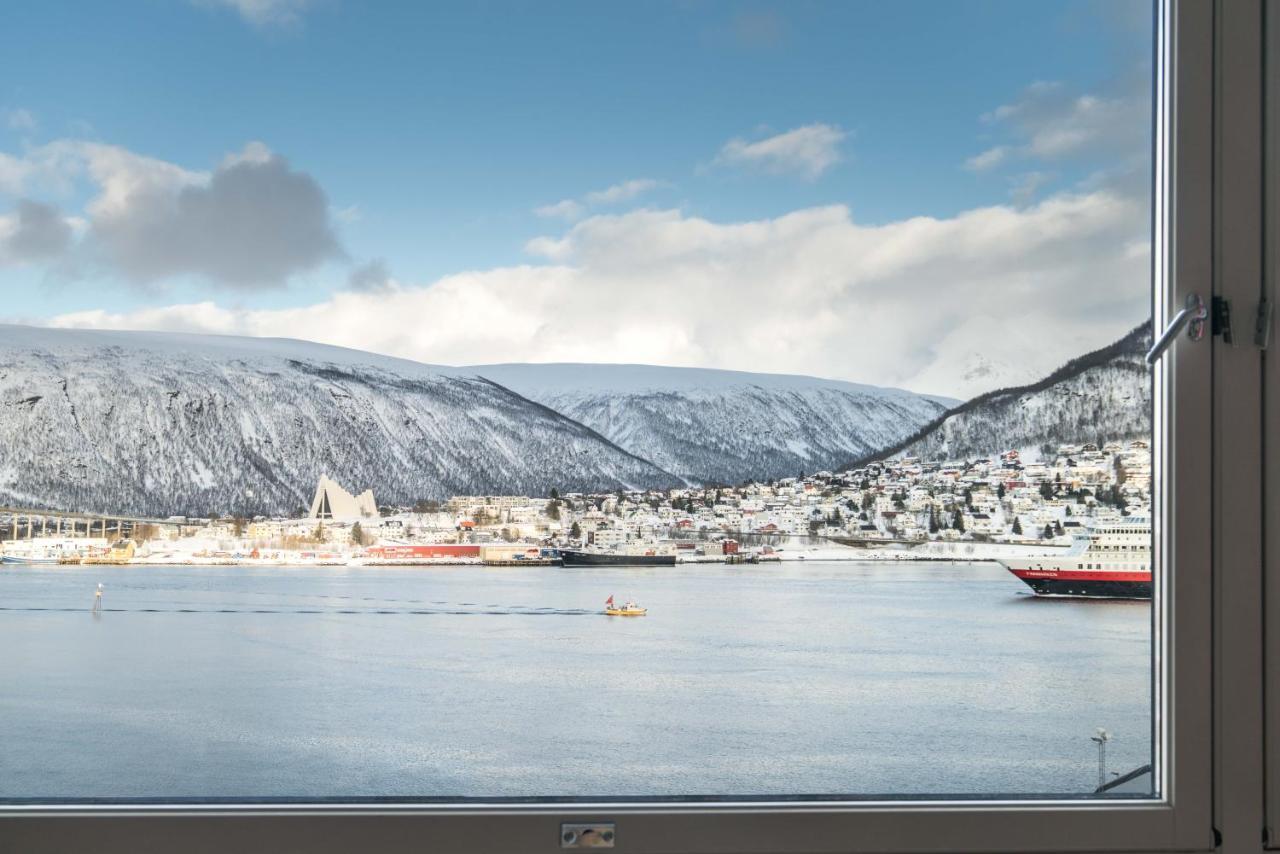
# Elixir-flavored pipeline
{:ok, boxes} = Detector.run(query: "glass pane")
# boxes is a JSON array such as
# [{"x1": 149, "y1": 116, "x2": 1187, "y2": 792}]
[{"x1": 0, "y1": 0, "x2": 1155, "y2": 802}]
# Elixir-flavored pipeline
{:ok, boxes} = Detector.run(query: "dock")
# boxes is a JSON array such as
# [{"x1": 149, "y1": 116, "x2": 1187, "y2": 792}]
[{"x1": 482, "y1": 558, "x2": 563, "y2": 567}]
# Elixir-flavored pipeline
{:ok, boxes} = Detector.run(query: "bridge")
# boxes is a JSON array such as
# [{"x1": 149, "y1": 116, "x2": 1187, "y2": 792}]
[{"x1": 0, "y1": 507, "x2": 202, "y2": 541}]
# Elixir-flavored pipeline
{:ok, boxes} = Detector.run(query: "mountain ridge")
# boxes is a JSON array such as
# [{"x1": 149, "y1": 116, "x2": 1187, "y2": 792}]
[
  {"x1": 847, "y1": 323, "x2": 1151, "y2": 467},
  {"x1": 471, "y1": 362, "x2": 952, "y2": 484},
  {"x1": 0, "y1": 325, "x2": 682, "y2": 516}
]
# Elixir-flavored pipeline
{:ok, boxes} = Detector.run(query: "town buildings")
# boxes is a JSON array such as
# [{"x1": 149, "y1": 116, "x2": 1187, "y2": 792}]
[{"x1": 120, "y1": 439, "x2": 1151, "y2": 558}]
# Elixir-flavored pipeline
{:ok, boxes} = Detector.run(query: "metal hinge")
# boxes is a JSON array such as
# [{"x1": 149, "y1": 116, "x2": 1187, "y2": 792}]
[{"x1": 1219, "y1": 295, "x2": 1279, "y2": 349}]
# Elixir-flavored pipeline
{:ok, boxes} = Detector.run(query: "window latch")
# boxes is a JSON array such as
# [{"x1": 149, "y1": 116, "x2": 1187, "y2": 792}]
[
  {"x1": 1212, "y1": 296, "x2": 1233, "y2": 344},
  {"x1": 1255, "y1": 297, "x2": 1273, "y2": 349},
  {"x1": 1146, "y1": 293, "x2": 1207, "y2": 365}
]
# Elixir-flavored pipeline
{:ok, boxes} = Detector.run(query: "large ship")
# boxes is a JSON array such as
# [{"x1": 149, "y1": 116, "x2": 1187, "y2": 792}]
[
  {"x1": 998, "y1": 519, "x2": 1152, "y2": 599},
  {"x1": 559, "y1": 547, "x2": 677, "y2": 567},
  {"x1": 0, "y1": 537, "x2": 108, "y2": 565}
]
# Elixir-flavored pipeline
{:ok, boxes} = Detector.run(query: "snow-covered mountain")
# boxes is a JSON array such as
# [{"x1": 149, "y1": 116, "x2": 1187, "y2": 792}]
[
  {"x1": 850, "y1": 324, "x2": 1151, "y2": 465},
  {"x1": 0, "y1": 326, "x2": 680, "y2": 516},
  {"x1": 465, "y1": 363, "x2": 953, "y2": 485}
]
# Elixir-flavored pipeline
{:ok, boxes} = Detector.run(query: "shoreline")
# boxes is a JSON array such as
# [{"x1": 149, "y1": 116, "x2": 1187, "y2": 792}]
[{"x1": 6, "y1": 549, "x2": 1054, "y2": 569}]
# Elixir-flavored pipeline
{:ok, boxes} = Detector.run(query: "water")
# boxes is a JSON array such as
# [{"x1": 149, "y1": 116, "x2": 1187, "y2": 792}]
[{"x1": 0, "y1": 561, "x2": 1152, "y2": 801}]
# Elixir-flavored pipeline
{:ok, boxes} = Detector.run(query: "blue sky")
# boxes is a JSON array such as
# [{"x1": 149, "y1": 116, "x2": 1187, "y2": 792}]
[{"x1": 0, "y1": 0, "x2": 1153, "y2": 397}]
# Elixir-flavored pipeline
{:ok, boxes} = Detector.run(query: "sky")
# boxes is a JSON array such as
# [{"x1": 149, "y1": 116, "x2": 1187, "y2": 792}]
[{"x1": 0, "y1": 0, "x2": 1154, "y2": 398}]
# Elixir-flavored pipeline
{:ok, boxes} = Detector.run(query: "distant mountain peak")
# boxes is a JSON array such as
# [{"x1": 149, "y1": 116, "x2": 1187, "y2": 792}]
[
  {"x1": 849, "y1": 323, "x2": 1152, "y2": 467},
  {"x1": 469, "y1": 362, "x2": 949, "y2": 484}
]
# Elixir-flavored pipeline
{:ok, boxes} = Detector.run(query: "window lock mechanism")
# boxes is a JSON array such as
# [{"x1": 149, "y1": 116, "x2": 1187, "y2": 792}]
[
  {"x1": 1145, "y1": 293, "x2": 1260, "y2": 365},
  {"x1": 1146, "y1": 292, "x2": 1207, "y2": 365}
]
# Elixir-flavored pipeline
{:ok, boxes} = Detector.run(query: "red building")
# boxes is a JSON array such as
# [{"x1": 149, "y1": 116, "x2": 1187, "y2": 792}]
[{"x1": 365, "y1": 544, "x2": 480, "y2": 559}]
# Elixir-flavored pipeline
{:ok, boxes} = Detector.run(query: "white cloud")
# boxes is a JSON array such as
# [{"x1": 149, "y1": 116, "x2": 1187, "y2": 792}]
[
  {"x1": 0, "y1": 139, "x2": 342, "y2": 287},
  {"x1": 1008, "y1": 171, "x2": 1052, "y2": 207},
  {"x1": 0, "y1": 199, "x2": 72, "y2": 264},
  {"x1": 965, "y1": 146, "x2": 1008, "y2": 172},
  {"x1": 583, "y1": 179, "x2": 661, "y2": 205},
  {"x1": 194, "y1": 0, "x2": 311, "y2": 27},
  {"x1": 1019, "y1": 91, "x2": 1138, "y2": 158},
  {"x1": 52, "y1": 189, "x2": 1149, "y2": 400},
  {"x1": 220, "y1": 139, "x2": 273, "y2": 168},
  {"x1": 332, "y1": 203, "x2": 362, "y2": 223},
  {"x1": 5, "y1": 109, "x2": 36, "y2": 132},
  {"x1": 534, "y1": 178, "x2": 661, "y2": 221},
  {"x1": 969, "y1": 80, "x2": 1147, "y2": 172},
  {"x1": 713, "y1": 123, "x2": 847, "y2": 180},
  {"x1": 347, "y1": 258, "x2": 393, "y2": 292},
  {"x1": 0, "y1": 152, "x2": 33, "y2": 195},
  {"x1": 534, "y1": 199, "x2": 585, "y2": 221}
]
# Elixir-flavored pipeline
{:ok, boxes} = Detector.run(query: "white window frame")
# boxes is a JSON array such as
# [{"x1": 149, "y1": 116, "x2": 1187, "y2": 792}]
[{"x1": 0, "y1": 2, "x2": 1264, "y2": 852}]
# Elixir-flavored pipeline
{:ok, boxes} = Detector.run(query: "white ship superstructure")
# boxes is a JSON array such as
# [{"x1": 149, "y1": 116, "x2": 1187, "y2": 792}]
[
  {"x1": 1, "y1": 537, "x2": 109, "y2": 565},
  {"x1": 998, "y1": 519, "x2": 1151, "y2": 599}
]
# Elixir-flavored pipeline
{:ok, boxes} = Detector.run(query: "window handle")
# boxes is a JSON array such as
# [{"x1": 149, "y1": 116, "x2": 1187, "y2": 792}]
[{"x1": 1145, "y1": 293, "x2": 1207, "y2": 365}]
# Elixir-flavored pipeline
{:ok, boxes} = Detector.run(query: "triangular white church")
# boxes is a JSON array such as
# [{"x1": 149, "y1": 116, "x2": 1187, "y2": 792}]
[{"x1": 309, "y1": 475, "x2": 377, "y2": 520}]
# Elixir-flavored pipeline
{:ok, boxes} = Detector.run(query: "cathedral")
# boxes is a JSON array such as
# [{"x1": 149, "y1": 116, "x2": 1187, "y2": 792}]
[{"x1": 308, "y1": 475, "x2": 377, "y2": 520}]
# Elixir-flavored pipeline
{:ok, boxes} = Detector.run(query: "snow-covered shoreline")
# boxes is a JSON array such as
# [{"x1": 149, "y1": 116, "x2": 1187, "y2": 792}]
[
  {"x1": 748, "y1": 541, "x2": 1069, "y2": 564},
  {"x1": 101, "y1": 540, "x2": 1067, "y2": 568}
]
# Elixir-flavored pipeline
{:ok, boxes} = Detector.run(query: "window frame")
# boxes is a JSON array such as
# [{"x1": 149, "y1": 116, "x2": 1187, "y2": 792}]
[
  {"x1": 1261, "y1": 0, "x2": 1280, "y2": 846},
  {"x1": 0, "y1": 2, "x2": 1240, "y2": 852}
]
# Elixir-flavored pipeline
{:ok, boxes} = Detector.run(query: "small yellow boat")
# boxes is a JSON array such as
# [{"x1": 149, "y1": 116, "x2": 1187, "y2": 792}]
[{"x1": 604, "y1": 595, "x2": 646, "y2": 617}]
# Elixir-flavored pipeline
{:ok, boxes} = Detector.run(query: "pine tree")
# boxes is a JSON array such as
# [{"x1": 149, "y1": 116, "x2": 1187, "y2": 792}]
[{"x1": 1012, "y1": 516, "x2": 1023, "y2": 535}]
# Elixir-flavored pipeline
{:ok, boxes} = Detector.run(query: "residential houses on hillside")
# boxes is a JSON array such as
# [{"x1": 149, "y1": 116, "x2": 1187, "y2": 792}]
[{"x1": 130, "y1": 440, "x2": 1151, "y2": 554}]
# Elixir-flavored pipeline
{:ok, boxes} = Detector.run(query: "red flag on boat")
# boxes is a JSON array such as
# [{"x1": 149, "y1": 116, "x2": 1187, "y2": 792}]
[{"x1": 606, "y1": 595, "x2": 614, "y2": 607}]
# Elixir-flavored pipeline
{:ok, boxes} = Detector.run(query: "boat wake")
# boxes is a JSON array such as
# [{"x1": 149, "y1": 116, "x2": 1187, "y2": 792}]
[{"x1": 0, "y1": 605, "x2": 601, "y2": 616}]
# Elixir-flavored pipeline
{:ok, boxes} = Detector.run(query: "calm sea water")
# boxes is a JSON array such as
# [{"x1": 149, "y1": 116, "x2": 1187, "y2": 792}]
[{"x1": 0, "y1": 561, "x2": 1151, "y2": 801}]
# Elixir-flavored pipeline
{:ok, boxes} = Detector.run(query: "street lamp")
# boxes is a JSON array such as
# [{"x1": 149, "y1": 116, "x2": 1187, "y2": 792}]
[{"x1": 1090, "y1": 728, "x2": 1112, "y2": 791}]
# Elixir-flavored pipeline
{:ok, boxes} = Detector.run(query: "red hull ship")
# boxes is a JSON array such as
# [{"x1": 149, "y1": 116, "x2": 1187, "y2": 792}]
[{"x1": 999, "y1": 519, "x2": 1151, "y2": 599}]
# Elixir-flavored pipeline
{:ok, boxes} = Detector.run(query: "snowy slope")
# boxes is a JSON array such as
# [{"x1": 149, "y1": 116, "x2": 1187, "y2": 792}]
[
  {"x1": 0, "y1": 326, "x2": 679, "y2": 516},
  {"x1": 467, "y1": 363, "x2": 952, "y2": 484},
  {"x1": 851, "y1": 325, "x2": 1151, "y2": 465}
]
